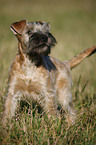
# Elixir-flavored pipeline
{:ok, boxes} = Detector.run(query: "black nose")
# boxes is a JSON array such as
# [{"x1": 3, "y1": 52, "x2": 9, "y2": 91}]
[
  {"x1": 31, "y1": 33, "x2": 48, "y2": 44},
  {"x1": 40, "y1": 34, "x2": 48, "y2": 43}
]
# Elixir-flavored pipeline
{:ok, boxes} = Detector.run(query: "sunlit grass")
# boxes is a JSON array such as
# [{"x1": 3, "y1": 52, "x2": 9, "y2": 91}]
[{"x1": 0, "y1": 79, "x2": 96, "y2": 144}]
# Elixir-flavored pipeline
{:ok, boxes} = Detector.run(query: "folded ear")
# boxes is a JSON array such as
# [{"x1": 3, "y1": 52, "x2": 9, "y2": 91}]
[{"x1": 10, "y1": 19, "x2": 27, "y2": 35}]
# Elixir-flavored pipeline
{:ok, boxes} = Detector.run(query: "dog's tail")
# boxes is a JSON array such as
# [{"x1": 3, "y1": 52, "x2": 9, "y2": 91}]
[{"x1": 66, "y1": 46, "x2": 96, "y2": 69}]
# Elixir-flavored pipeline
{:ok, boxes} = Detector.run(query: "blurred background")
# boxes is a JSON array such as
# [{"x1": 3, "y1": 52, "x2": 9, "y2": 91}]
[{"x1": 0, "y1": 0, "x2": 96, "y2": 92}]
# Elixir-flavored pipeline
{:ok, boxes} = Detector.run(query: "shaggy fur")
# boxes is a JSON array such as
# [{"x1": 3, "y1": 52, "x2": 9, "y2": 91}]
[{"x1": 3, "y1": 19, "x2": 96, "y2": 125}]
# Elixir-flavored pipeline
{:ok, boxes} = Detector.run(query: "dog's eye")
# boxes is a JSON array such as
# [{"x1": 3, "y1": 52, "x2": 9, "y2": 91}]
[{"x1": 27, "y1": 30, "x2": 32, "y2": 35}]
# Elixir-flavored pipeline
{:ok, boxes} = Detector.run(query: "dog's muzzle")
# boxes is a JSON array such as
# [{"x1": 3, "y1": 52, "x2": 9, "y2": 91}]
[
  {"x1": 30, "y1": 32, "x2": 48, "y2": 46},
  {"x1": 26, "y1": 31, "x2": 56, "y2": 56}
]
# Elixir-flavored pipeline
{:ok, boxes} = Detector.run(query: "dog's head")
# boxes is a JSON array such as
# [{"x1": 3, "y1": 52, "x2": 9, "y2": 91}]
[{"x1": 10, "y1": 19, "x2": 56, "y2": 57}]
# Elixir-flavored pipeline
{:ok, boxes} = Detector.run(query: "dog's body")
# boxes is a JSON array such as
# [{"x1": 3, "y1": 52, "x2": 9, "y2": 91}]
[{"x1": 4, "y1": 20, "x2": 96, "y2": 124}]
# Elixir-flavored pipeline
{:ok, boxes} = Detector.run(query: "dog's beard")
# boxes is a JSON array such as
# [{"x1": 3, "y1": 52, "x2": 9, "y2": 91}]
[{"x1": 26, "y1": 32, "x2": 56, "y2": 57}]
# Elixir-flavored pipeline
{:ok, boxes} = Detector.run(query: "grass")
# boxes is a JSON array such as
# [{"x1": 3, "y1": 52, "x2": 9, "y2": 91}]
[
  {"x1": 0, "y1": 79, "x2": 96, "y2": 144},
  {"x1": 0, "y1": 0, "x2": 96, "y2": 144}
]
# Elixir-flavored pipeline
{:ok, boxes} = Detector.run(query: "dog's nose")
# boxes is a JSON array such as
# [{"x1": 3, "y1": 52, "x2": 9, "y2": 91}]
[
  {"x1": 40, "y1": 34, "x2": 48, "y2": 43},
  {"x1": 31, "y1": 33, "x2": 48, "y2": 44}
]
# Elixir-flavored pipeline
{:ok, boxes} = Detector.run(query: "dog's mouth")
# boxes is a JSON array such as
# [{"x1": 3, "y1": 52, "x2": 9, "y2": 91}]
[
  {"x1": 29, "y1": 44, "x2": 51, "y2": 56},
  {"x1": 26, "y1": 32, "x2": 56, "y2": 56}
]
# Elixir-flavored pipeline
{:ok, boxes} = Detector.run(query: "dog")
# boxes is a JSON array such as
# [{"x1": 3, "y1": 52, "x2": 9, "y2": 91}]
[{"x1": 3, "y1": 19, "x2": 96, "y2": 124}]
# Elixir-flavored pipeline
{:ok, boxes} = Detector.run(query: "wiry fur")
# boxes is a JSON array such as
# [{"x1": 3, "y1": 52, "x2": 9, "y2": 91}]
[{"x1": 3, "y1": 19, "x2": 96, "y2": 125}]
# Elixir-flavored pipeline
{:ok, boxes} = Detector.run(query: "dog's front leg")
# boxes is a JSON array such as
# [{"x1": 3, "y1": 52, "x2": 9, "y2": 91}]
[
  {"x1": 44, "y1": 89, "x2": 59, "y2": 117},
  {"x1": 3, "y1": 78, "x2": 22, "y2": 123}
]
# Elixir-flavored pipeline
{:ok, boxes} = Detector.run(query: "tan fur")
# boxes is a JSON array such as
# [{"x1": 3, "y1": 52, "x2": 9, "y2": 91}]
[
  {"x1": 3, "y1": 20, "x2": 96, "y2": 125},
  {"x1": 66, "y1": 46, "x2": 96, "y2": 69}
]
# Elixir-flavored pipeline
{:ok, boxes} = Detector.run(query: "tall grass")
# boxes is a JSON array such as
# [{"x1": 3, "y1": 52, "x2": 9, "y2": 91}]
[
  {"x1": 0, "y1": 0, "x2": 96, "y2": 144},
  {"x1": 0, "y1": 78, "x2": 96, "y2": 144}
]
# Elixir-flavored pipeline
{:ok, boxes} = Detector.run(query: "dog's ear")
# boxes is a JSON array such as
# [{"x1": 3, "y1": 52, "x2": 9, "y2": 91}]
[{"x1": 10, "y1": 19, "x2": 27, "y2": 36}]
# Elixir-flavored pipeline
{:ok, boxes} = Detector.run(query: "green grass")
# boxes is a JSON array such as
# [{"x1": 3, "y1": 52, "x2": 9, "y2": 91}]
[
  {"x1": 0, "y1": 80, "x2": 96, "y2": 144},
  {"x1": 0, "y1": 0, "x2": 96, "y2": 144}
]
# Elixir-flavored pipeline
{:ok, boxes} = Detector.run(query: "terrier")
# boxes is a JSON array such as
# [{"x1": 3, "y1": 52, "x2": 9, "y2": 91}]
[{"x1": 3, "y1": 19, "x2": 96, "y2": 124}]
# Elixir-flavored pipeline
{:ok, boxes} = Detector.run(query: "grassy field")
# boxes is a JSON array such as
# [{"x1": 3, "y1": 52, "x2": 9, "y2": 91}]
[{"x1": 0, "y1": 0, "x2": 96, "y2": 144}]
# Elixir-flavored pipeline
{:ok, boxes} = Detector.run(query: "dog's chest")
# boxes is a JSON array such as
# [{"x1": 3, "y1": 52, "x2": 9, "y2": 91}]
[
  {"x1": 13, "y1": 57, "x2": 47, "y2": 97},
  {"x1": 21, "y1": 57, "x2": 46, "y2": 84}
]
